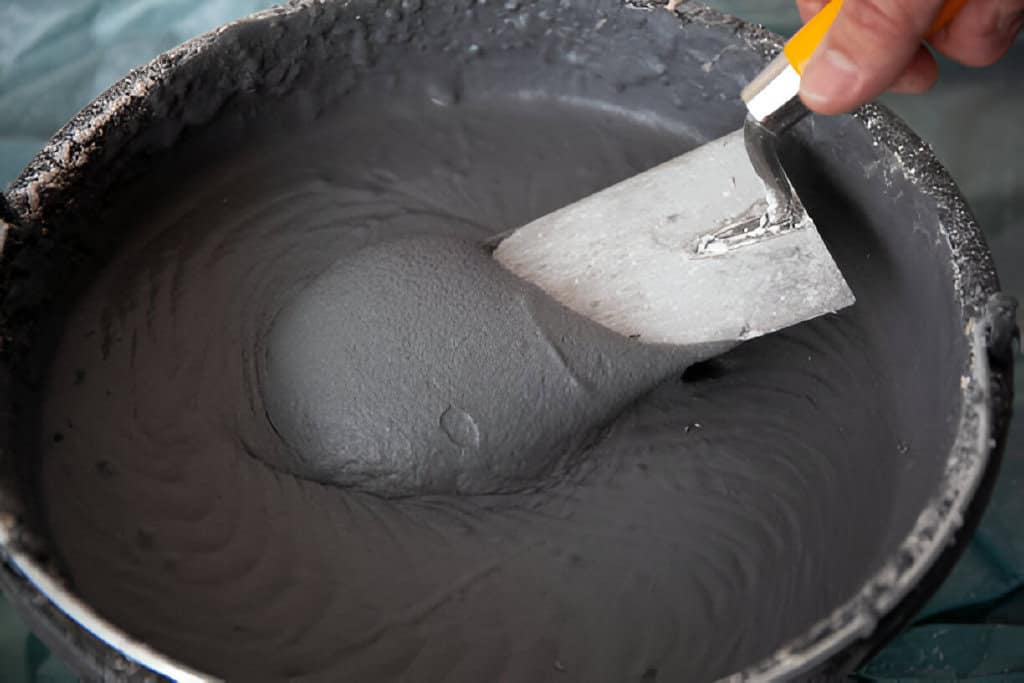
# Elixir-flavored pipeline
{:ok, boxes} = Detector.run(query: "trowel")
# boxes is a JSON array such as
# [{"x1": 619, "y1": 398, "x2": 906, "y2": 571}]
[{"x1": 495, "y1": 0, "x2": 966, "y2": 345}]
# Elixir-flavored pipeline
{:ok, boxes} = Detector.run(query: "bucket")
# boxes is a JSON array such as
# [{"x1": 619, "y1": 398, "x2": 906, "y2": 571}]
[{"x1": 0, "y1": 1, "x2": 1016, "y2": 680}]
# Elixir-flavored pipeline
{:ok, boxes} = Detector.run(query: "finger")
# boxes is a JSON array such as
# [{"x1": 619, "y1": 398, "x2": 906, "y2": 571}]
[
  {"x1": 929, "y1": 0, "x2": 1024, "y2": 66},
  {"x1": 887, "y1": 46, "x2": 940, "y2": 93},
  {"x1": 799, "y1": 0, "x2": 947, "y2": 115},
  {"x1": 796, "y1": 0, "x2": 829, "y2": 23}
]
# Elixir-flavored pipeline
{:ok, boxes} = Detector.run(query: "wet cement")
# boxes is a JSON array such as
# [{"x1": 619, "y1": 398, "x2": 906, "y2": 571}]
[
  {"x1": 21, "y1": 4, "x2": 971, "y2": 680},
  {"x1": 31, "y1": 90, "x2": 947, "y2": 682},
  {"x1": 262, "y1": 232, "x2": 732, "y2": 496}
]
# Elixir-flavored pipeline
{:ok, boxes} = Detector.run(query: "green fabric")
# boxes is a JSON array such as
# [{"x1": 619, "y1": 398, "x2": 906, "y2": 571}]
[{"x1": 0, "y1": 596, "x2": 74, "y2": 681}]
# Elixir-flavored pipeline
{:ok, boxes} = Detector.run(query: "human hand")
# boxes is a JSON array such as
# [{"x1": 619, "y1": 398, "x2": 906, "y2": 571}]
[{"x1": 797, "y1": 0, "x2": 1024, "y2": 114}]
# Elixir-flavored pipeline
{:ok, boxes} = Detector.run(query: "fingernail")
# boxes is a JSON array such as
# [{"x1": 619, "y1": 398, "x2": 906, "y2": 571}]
[
  {"x1": 800, "y1": 47, "x2": 858, "y2": 107},
  {"x1": 1001, "y1": 9, "x2": 1024, "y2": 34}
]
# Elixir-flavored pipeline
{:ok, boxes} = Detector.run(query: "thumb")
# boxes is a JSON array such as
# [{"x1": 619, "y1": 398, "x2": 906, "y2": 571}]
[{"x1": 799, "y1": 0, "x2": 946, "y2": 114}]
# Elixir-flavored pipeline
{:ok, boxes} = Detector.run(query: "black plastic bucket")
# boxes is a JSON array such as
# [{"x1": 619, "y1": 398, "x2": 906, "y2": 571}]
[{"x1": 0, "y1": 1, "x2": 1016, "y2": 680}]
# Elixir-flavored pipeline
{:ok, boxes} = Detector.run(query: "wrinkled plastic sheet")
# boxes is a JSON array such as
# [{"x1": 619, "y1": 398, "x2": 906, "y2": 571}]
[
  {"x1": 1, "y1": 1, "x2": 1022, "y2": 680},
  {"x1": 0, "y1": 0, "x2": 271, "y2": 184}
]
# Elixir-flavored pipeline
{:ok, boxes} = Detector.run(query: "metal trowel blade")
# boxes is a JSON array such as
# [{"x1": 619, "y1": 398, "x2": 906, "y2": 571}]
[{"x1": 493, "y1": 128, "x2": 855, "y2": 346}]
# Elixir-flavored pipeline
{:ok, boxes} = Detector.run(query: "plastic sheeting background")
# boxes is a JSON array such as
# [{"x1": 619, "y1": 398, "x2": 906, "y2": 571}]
[{"x1": 1, "y1": 1, "x2": 1021, "y2": 680}]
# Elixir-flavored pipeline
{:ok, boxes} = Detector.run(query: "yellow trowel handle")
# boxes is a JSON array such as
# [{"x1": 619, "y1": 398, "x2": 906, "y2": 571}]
[{"x1": 783, "y1": 0, "x2": 970, "y2": 73}]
